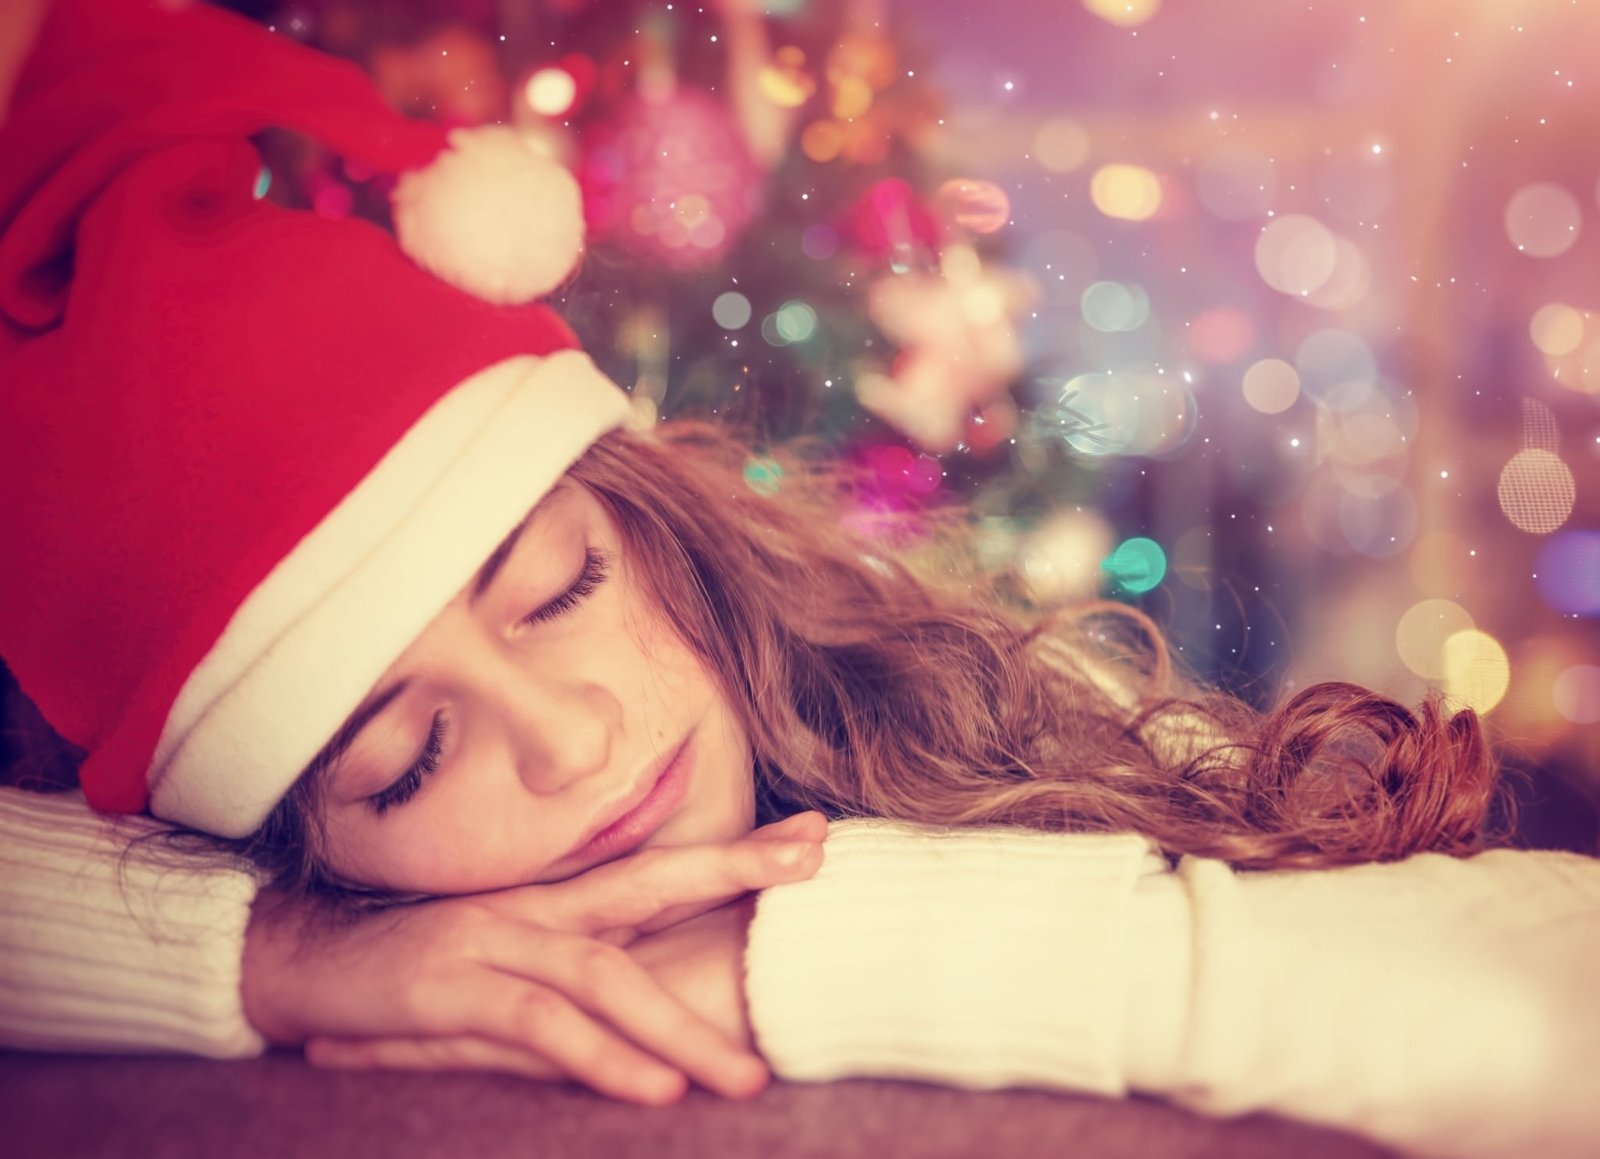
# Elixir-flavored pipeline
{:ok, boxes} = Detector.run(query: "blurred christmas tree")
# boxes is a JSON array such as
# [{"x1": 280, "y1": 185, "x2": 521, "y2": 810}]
[{"x1": 234, "y1": 0, "x2": 1112, "y2": 610}]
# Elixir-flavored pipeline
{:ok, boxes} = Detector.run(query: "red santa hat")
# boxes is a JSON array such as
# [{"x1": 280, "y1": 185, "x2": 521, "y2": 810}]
[{"x1": 0, "y1": 0, "x2": 631, "y2": 837}]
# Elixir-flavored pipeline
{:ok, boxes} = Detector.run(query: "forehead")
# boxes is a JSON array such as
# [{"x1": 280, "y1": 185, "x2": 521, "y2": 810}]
[{"x1": 472, "y1": 483, "x2": 585, "y2": 597}]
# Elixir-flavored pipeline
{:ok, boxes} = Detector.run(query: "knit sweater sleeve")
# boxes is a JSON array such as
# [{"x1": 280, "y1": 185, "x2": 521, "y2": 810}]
[
  {"x1": 0, "y1": 786, "x2": 267, "y2": 1058},
  {"x1": 742, "y1": 818, "x2": 1177, "y2": 1095},
  {"x1": 744, "y1": 819, "x2": 1600, "y2": 1159}
]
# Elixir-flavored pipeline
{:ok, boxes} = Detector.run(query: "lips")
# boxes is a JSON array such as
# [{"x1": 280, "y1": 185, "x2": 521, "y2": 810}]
[{"x1": 561, "y1": 734, "x2": 693, "y2": 867}]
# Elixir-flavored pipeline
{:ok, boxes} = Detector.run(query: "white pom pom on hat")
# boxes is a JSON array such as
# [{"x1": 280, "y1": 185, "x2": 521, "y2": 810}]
[{"x1": 393, "y1": 125, "x2": 587, "y2": 305}]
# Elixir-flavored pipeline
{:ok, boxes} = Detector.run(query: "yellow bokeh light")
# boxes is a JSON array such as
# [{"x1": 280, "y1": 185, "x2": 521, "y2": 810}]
[
  {"x1": 1083, "y1": 0, "x2": 1161, "y2": 27},
  {"x1": 1441, "y1": 630, "x2": 1510, "y2": 715},
  {"x1": 523, "y1": 68, "x2": 577, "y2": 117},
  {"x1": 1254, "y1": 215, "x2": 1337, "y2": 297},
  {"x1": 1090, "y1": 163, "x2": 1162, "y2": 222},
  {"x1": 800, "y1": 120, "x2": 844, "y2": 163},
  {"x1": 1240, "y1": 358, "x2": 1300, "y2": 414},
  {"x1": 757, "y1": 47, "x2": 816, "y2": 109},
  {"x1": 1304, "y1": 236, "x2": 1371, "y2": 311},
  {"x1": 1497, "y1": 448, "x2": 1575, "y2": 534},
  {"x1": 1395, "y1": 598, "x2": 1475, "y2": 680},
  {"x1": 1033, "y1": 118, "x2": 1090, "y2": 173},
  {"x1": 1530, "y1": 302, "x2": 1585, "y2": 356},
  {"x1": 831, "y1": 75, "x2": 874, "y2": 121}
]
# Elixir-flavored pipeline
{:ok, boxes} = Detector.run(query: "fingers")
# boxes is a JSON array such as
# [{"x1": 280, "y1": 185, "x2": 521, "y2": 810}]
[
  {"x1": 426, "y1": 968, "x2": 699, "y2": 1105},
  {"x1": 306, "y1": 1034, "x2": 689, "y2": 1108},
  {"x1": 307, "y1": 1034, "x2": 560, "y2": 1084},
  {"x1": 750, "y1": 811, "x2": 829, "y2": 843},
  {"x1": 478, "y1": 929, "x2": 769, "y2": 1101},
  {"x1": 536, "y1": 821, "x2": 826, "y2": 937}
]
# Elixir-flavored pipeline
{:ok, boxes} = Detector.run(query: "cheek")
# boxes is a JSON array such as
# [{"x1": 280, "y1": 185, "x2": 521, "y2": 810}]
[{"x1": 319, "y1": 793, "x2": 571, "y2": 895}]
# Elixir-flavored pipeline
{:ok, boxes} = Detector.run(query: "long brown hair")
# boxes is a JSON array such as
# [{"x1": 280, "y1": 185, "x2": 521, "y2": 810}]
[
  {"x1": 574, "y1": 423, "x2": 1506, "y2": 872},
  {"x1": 230, "y1": 420, "x2": 1508, "y2": 897}
]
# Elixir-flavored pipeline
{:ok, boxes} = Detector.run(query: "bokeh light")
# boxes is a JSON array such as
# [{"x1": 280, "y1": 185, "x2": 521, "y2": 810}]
[
  {"x1": 764, "y1": 300, "x2": 818, "y2": 345},
  {"x1": 1553, "y1": 665, "x2": 1600, "y2": 724},
  {"x1": 1090, "y1": 163, "x2": 1162, "y2": 221},
  {"x1": 742, "y1": 456, "x2": 784, "y2": 496},
  {"x1": 1504, "y1": 182, "x2": 1582, "y2": 258},
  {"x1": 1083, "y1": 0, "x2": 1161, "y2": 28},
  {"x1": 1254, "y1": 214, "x2": 1336, "y2": 297},
  {"x1": 1535, "y1": 531, "x2": 1600, "y2": 616},
  {"x1": 1303, "y1": 236, "x2": 1372, "y2": 312},
  {"x1": 1530, "y1": 303, "x2": 1585, "y2": 356},
  {"x1": 712, "y1": 290, "x2": 752, "y2": 330},
  {"x1": 757, "y1": 46, "x2": 816, "y2": 108},
  {"x1": 935, "y1": 178, "x2": 1011, "y2": 234},
  {"x1": 1295, "y1": 328, "x2": 1376, "y2": 411},
  {"x1": 1240, "y1": 357, "x2": 1300, "y2": 414},
  {"x1": 1052, "y1": 372, "x2": 1139, "y2": 455},
  {"x1": 523, "y1": 67, "x2": 577, "y2": 117},
  {"x1": 800, "y1": 120, "x2": 845, "y2": 163},
  {"x1": 1022, "y1": 510, "x2": 1115, "y2": 602},
  {"x1": 1103, "y1": 537, "x2": 1168, "y2": 594},
  {"x1": 1396, "y1": 598, "x2": 1476, "y2": 679},
  {"x1": 1441, "y1": 629, "x2": 1510, "y2": 715},
  {"x1": 1032, "y1": 117, "x2": 1090, "y2": 173},
  {"x1": 1080, "y1": 281, "x2": 1150, "y2": 332},
  {"x1": 1118, "y1": 372, "x2": 1198, "y2": 456},
  {"x1": 1497, "y1": 449, "x2": 1576, "y2": 534}
]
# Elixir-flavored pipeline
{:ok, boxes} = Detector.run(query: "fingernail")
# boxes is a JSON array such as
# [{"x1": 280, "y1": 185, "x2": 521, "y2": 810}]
[
  {"x1": 726, "y1": 1057, "x2": 770, "y2": 1098},
  {"x1": 640, "y1": 1069, "x2": 686, "y2": 1106},
  {"x1": 774, "y1": 842, "x2": 813, "y2": 866}
]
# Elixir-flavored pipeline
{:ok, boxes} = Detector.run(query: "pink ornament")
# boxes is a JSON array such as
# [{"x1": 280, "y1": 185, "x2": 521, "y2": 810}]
[
  {"x1": 578, "y1": 88, "x2": 762, "y2": 272},
  {"x1": 837, "y1": 179, "x2": 942, "y2": 269},
  {"x1": 934, "y1": 178, "x2": 1011, "y2": 235}
]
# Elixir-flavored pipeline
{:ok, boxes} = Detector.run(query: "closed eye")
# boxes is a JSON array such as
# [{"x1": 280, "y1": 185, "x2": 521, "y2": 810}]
[
  {"x1": 368, "y1": 710, "x2": 445, "y2": 816},
  {"x1": 524, "y1": 548, "x2": 611, "y2": 625}
]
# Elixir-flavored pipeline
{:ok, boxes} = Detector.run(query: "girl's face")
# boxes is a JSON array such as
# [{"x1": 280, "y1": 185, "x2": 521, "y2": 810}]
[{"x1": 313, "y1": 482, "x2": 756, "y2": 894}]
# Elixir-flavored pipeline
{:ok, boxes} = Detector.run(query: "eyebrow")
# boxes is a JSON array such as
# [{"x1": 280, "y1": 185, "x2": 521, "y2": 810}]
[
  {"x1": 471, "y1": 486, "x2": 566, "y2": 601},
  {"x1": 314, "y1": 486, "x2": 568, "y2": 794}
]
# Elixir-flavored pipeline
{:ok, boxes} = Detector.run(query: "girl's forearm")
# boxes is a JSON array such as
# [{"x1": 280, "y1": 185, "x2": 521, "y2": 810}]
[
  {"x1": 744, "y1": 819, "x2": 1600, "y2": 1159},
  {"x1": 0, "y1": 786, "x2": 265, "y2": 1057}
]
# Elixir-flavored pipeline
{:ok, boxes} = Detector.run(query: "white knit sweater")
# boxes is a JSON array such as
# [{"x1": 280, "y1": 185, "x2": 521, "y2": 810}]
[
  {"x1": 0, "y1": 787, "x2": 263, "y2": 1056},
  {"x1": 4, "y1": 787, "x2": 1599, "y2": 1158},
  {"x1": 746, "y1": 819, "x2": 1600, "y2": 1159}
]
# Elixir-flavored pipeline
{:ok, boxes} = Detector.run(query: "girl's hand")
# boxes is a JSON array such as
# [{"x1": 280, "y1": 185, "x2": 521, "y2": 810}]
[
  {"x1": 625, "y1": 894, "x2": 762, "y2": 1052},
  {"x1": 241, "y1": 812, "x2": 826, "y2": 1105}
]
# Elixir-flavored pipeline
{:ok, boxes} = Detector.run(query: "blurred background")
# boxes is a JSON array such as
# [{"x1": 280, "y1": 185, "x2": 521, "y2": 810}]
[{"x1": 224, "y1": 0, "x2": 1600, "y2": 850}]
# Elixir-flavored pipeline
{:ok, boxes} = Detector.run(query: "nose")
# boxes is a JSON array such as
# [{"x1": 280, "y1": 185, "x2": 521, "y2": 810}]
[{"x1": 494, "y1": 663, "x2": 619, "y2": 795}]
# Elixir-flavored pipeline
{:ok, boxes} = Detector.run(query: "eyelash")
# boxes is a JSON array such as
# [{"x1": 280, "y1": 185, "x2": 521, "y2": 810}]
[
  {"x1": 521, "y1": 548, "x2": 611, "y2": 625},
  {"x1": 369, "y1": 711, "x2": 443, "y2": 816},
  {"x1": 365, "y1": 548, "x2": 612, "y2": 816}
]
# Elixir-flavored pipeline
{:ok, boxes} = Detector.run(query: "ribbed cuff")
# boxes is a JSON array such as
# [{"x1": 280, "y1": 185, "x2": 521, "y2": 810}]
[
  {"x1": 745, "y1": 818, "x2": 1167, "y2": 1095},
  {"x1": 0, "y1": 787, "x2": 266, "y2": 1058}
]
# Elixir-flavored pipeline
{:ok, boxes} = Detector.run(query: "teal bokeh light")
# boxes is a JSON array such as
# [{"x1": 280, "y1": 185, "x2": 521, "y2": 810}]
[
  {"x1": 743, "y1": 456, "x2": 784, "y2": 496},
  {"x1": 1102, "y1": 537, "x2": 1167, "y2": 594}
]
